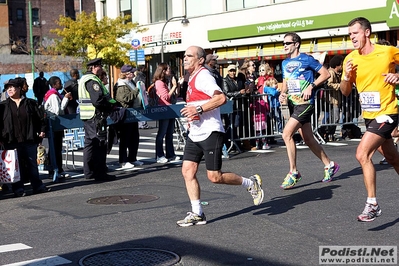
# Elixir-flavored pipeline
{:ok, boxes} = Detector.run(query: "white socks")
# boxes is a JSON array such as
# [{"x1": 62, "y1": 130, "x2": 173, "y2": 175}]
[
  {"x1": 241, "y1": 177, "x2": 253, "y2": 189},
  {"x1": 367, "y1": 197, "x2": 377, "y2": 205},
  {"x1": 191, "y1": 199, "x2": 202, "y2": 215}
]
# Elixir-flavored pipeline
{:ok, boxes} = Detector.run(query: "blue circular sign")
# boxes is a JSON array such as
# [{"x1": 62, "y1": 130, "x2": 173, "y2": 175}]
[{"x1": 131, "y1": 39, "x2": 140, "y2": 49}]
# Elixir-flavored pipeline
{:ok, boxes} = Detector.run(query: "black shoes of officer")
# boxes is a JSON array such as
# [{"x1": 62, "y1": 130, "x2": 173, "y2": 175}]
[
  {"x1": 14, "y1": 185, "x2": 51, "y2": 197},
  {"x1": 13, "y1": 188, "x2": 26, "y2": 197},
  {"x1": 94, "y1": 174, "x2": 116, "y2": 182},
  {"x1": 33, "y1": 185, "x2": 51, "y2": 195}
]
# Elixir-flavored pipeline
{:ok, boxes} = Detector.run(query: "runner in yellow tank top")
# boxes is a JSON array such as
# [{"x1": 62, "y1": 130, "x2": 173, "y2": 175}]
[{"x1": 340, "y1": 17, "x2": 399, "y2": 222}]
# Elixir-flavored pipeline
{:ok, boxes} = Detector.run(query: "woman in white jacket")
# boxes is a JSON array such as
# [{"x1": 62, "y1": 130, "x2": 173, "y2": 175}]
[{"x1": 44, "y1": 76, "x2": 72, "y2": 180}]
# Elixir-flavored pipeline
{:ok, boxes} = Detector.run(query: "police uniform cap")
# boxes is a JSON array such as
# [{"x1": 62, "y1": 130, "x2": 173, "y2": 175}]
[{"x1": 87, "y1": 58, "x2": 103, "y2": 67}]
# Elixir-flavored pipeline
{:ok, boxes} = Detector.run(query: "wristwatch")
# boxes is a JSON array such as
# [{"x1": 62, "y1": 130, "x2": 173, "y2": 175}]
[
  {"x1": 311, "y1": 82, "x2": 316, "y2": 88},
  {"x1": 196, "y1": 105, "x2": 203, "y2": 114}
]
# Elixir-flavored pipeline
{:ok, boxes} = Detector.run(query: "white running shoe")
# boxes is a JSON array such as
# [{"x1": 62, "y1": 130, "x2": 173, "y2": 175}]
[
  {"x1": 120, "y1": 162, "x2": 135, "y2": 169},
  {"x1": 248, "y1": 174, "x2": 264, "y2": 206},
  {"x1": 176, "y1": 212, "x2": 207, "y2": 227},
  {"x1": 156, "y1": 156, "x2": 168, "y2": 164}
]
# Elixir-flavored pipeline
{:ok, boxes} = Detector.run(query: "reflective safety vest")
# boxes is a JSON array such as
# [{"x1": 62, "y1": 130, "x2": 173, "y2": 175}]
[{"x1": 78, "y1": 73, "x2": 116, "y2": 120}]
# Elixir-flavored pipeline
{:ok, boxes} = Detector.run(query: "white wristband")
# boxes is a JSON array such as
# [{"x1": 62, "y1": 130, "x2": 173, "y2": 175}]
[{"x1": 343, "y1": 76, "x2": 350, "y2": 82}]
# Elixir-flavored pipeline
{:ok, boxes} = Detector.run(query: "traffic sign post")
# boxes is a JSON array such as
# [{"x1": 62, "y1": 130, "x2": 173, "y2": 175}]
[
  {"x1": 129, "y1": 49, "x2": 145, "y2": 65},
  {"x1": 130, "y1": 39, "x2": 145, "y2": 65},
  {"x1": 131, "y1": 39, "x2": 140, "y2": 49}
]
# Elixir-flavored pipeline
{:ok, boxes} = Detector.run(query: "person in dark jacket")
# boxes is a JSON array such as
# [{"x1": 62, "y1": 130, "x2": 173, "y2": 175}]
[
  {"x1": 0, "y1": 79, "x2": 49, "y2": 197},
  {"x1": 33, "y1": 71, "x2": 48, "y2": 105},
  {"x1": 63, "y1": 68, "x2": 80, "y2": 114},
  {"x1": 223, "y1": 64, "x2": 247, "y2": 149},
  {"x1": 78, "y1": 58, "x2": 117, "y2": 182},
  {"x1": 115, "y1": 65, "x2": 143, "y2": 168}
]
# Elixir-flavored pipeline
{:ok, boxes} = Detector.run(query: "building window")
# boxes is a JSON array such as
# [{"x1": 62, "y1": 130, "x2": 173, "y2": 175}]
[
  {"x1": 103, "y1": 0, "x2": 107, "y2": 17},
  {"x1": 150, "y1": 0, "x2": 172, "y2": 23},
  {"x1": 17, "y1": 8, "x2": 24, "y2": 21},
  {"x1": 121, "y1": 0, "x2": 136, "y2": 22},
  {"x1": 121, "y1": 9, "x2": 132, "y2": 20},
  {"x1": 131, "y1": 0, "x2": 139, "y2": 23},
  {"x1": 0, "y1": 0, "x2": 7, "y2": 4},
  {"x1": 226, "y1": 0, "x2": 258, "y2": 11},
  {"x1": 120, "y1": 0, "x2": 131, "y2": 11},
  {"x1": 32, "y1": 8, "x2": 39, "y2": 25}
]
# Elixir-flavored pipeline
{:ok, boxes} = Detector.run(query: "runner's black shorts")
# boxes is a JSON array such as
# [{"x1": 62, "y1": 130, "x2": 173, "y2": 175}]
[
  {"x1": 288, "y1": 103, "x2": 314, "y2": 125},
  {"x1": 365, "y1": 114, "x2": 398, "y2": 139},
  {"x1": 183, "y1": 131, "x2": 224, "y2": 171}
]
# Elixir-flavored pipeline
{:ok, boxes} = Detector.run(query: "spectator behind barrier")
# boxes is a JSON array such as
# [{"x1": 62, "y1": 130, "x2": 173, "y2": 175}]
[
  {"x1": 115, "y1": 65, "x2": 143, "y2": 169},
  {"x1": 44, "y1": 76, "x2": 72, "y2": 180},
  {"x1": 152, "y1": 63, "x2": 179, "y2": 164}
]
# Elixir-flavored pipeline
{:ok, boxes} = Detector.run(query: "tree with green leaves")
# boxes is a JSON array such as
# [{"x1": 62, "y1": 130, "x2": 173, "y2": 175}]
[{"x1": 51, "y1": 12, "x2": 147, "y2": 67}]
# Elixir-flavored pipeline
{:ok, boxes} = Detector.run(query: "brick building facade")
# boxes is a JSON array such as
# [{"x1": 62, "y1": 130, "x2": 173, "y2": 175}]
[{"x1": 0, "y1": 0, "x2": 94, "y2": 74}]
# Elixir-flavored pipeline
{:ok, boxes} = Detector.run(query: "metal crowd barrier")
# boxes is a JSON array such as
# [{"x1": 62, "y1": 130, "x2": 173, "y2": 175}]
[
  {"x1": 225, "y1": 93, "x2": 287, "y2": 152},
  {"x1": 313, "y1": 87, "x2": 364, "y2": 144},
  {"x1": 225, "y1": 88, "x2": 364, "y2": 151}
]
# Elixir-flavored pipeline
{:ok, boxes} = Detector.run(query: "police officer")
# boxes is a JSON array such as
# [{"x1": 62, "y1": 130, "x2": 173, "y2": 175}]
[{"x1": 78, "y1": 58, "x2": 116, "y2": 181}]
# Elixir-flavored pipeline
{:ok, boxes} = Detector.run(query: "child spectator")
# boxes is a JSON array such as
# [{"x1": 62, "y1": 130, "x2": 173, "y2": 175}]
[
  {"x1": 250, "y1": 87, "x2": 270, "y2": 150},
  {"x1": 262, "y1": 63, "x2": 283, "y2": 134}
]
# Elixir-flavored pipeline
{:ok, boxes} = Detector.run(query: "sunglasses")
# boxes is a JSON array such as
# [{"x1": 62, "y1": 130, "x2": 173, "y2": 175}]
[
  {"x1": 260, "y1": 69, "x2": 266, "y2": 72},
  {"x1": 283, "y1": 42, "x2": 295, "y2": 46}
]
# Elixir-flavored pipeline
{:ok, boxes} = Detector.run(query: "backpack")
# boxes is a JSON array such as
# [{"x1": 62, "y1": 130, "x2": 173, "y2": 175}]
[{"x1": 147, "y1": 83, "x2": 159, "y2": 106}]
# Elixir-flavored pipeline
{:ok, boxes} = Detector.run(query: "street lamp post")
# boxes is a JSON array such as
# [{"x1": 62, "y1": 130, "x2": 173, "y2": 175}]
[{"x1": 161, "y1": 16, "x2": 190, "y2": 62}]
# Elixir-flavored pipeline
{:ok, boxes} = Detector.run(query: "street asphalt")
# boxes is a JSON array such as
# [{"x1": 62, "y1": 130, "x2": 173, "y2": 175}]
[{"x1": 0, "y1": 122, "x2": 398, "y2": 266}]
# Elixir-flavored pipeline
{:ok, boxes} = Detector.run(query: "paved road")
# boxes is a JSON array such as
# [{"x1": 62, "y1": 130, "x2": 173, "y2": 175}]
[{"x1": 0, "y1": 122, "x2": 398, "y2": 266}]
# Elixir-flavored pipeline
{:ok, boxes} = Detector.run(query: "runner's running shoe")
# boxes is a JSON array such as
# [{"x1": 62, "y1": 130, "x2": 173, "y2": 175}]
[
  {"x1": 177, "y1": 212, "x2": 207, "y2": 227},
  {"x1": 280, "y1": 171, "x2": 301, "y2": 189},
  {"x1": 248, "y1": 174, "x2": 264, "y2": 206},
  {"x1": 322, "y1": 161, "x2": 340, "y2": 182},
  {"x1": 357, "y1": 203, "x2": 382, "y2": 222}
]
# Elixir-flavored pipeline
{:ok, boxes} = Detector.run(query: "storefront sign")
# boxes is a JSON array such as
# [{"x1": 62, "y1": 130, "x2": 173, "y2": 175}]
[
  {"x1": 208, "y1": 5, "x2": 391, "y2": 41},
  {"x1": 141, "y1": 31, "x2": 183, "y2": 48}
]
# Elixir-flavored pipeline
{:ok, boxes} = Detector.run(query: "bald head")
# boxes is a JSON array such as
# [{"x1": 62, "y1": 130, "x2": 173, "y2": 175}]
[{"x1": 184, "y1": 46, "x2": 206, "y2": 74}]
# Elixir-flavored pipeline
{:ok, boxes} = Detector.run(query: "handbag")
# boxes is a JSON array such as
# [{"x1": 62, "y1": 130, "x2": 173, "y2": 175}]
[{"x1": 0, "y1": 149, "x2": 21, "y2": 183}]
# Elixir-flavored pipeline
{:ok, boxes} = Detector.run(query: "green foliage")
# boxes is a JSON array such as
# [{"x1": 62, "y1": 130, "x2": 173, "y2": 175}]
[{"x1": 51, "y1": 12, "x2": 147, "y2": 67}]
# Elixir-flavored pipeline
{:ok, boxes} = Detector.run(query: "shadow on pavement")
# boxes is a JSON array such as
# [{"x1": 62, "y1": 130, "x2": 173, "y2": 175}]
[
  {"x1": 368, "y1": 217, "x2": 399, "y2": 231},
  {"x1": 209, "y1": 185, "x2": 340, "y2": 223}
]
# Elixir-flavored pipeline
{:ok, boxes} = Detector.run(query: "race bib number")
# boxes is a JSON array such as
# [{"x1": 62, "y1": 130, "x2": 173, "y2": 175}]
[
  {"x1": 287, "y1": 80, "x2": 301, "y2": 95},
  {"x1": 359, "y1": 92, "x2": 381, "y2": 111}
]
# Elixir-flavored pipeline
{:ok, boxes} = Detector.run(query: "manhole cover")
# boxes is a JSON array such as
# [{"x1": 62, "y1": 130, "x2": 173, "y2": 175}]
[
  {"x1": 87, "y1": 195, "x2": 159, "y2": 205},
  {"x1": 79, "y1": 248, "x2": 180, "y2": 266}
]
